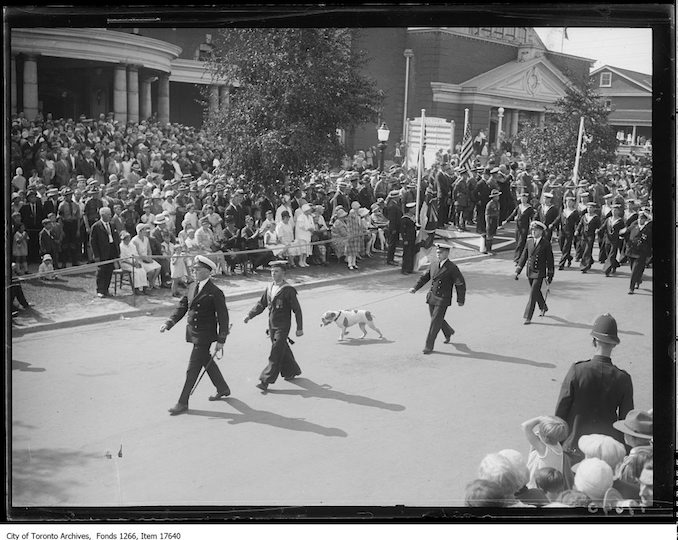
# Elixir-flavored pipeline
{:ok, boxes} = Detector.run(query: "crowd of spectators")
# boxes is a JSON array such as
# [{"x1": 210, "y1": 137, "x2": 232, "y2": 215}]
[{"x1": 9, "y1": 111, "x2": 652, "y2": 300}]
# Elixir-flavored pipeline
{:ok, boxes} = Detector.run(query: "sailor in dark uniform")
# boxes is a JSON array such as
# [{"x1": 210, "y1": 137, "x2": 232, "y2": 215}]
[
  {"x1": 400, "y1": 202, "x2": 418, "y2": 274},
  {"x1": 621, "y1": 208, "x2": 652, "y2": 294},
  {"x1": 409, "y1": 243, "x2": 466, "y2": 355},
  {"x1": 244, "y1": 260, "x2": 303, "y2": 391},
  {"x1": 600, "y1": 202, "x2": 625, "y2": 277},
  {"x1": 515, "y1": 221, "x2": 554, "y2": 324},
  {"x1": 161, "y1": 255, "x2": 232, "y2": 415},
  {"x1": 557, "y1": 191, "x2": 580, "y2": 270},
  {"x1": 483, "y1": 189, "x2": 501, "y2": 255},
  {"x1": 538, "y1": 192, "x2": 560, "y2": 243},
  {"x1": 575, "y1": 202, "x2": 601, "y2": 273},
  {"x1": 597, "y1": 193, "x2": 615, "y2": 263},
  {"x1": 503, "y1": 190, "x2": 534, "y2": 265}
]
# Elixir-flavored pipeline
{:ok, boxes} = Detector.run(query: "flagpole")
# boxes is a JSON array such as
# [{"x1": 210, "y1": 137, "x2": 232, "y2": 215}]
[
  {"x1": 572, "y1": 116, "x2": 585, "y2": 185},
  {"x1": 416, "y1": 108, "x2": 425, "y2": 225}
]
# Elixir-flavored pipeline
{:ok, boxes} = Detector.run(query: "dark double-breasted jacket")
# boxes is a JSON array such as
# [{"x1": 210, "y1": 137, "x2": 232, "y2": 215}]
[
  {"x1": 165, "y1": 279, "x2": 230, "y2": 345},
  {"x1": 516, "y1": 237, "x2": 554, "y2": 279},
  {"x1": 413, "y1": 259, "x2": 466, "y2": 307}
]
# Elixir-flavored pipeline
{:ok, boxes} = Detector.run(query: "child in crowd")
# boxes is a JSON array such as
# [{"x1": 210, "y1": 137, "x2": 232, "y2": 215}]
[
  {"x1": 521, "y1": 415, "x2": 569, "y2": 489},
  {"x1": 13, "y1": 221, "x2": 29, "y2": 274},
  {"x1": 533, "y1": 467, "x2": 565, "y2": 505},
  {"x1": 38, "y1": 254, "x2": 57, "y2": 280}
]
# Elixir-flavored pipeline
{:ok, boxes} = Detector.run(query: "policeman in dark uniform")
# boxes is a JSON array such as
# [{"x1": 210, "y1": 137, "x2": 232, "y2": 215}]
[
  {"x1": 555, "y1": 313, "x2": 634, "y2": 465},
  {"x1": 409, "y1": 243, "x2": 466, "y2": 355},
  {"x1": 161, "y1": 255, "x2": 231, "y2": 415},
  {"x1": 244, "y1": 260, "x2": 303, "y2": 391},
  {"x1": 515, "y1": 221, "x2": 554, "y2": 324}
]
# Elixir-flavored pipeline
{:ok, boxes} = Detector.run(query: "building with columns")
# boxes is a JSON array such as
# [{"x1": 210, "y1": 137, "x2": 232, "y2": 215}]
[
  {"x1": 349, "y1": 27, "x2": 594, "y2": 155},
  {"x1": 10, "y1": 27, "x2": 228, "y2": 127},
  {"x1": 11, "y1": 26, "x2": 594, "y2": 154}
]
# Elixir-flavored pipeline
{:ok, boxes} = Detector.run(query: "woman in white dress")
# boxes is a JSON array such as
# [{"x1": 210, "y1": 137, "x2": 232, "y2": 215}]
[
  {"x1": 263, "y1": 220, "x2": 286, "y2": 259},
  {"x1": 131, "y1": 223, "x2": 162, "y2": 288},
  {"x1": 275, "y1": 210, "x2": 297, "y2": 267},
  {"x1": 119, "y1": 230, "x2": 149, "y2": 294},
  {"x1": 294, "y1": 203, "x2": 315, "y2": 267}
]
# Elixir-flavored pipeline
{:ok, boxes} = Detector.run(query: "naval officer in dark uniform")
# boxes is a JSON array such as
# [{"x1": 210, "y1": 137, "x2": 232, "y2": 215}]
[
  {"x1": 161, "y1": 255, "x2": 232, "y2": 415},
  {"x1": 409, "y1": 242, "x2": 466, "y2": 355},
  {"x1": 244, "y1": 260, "x2": 303, "y2": 391},
  {"x1": 515, "y1": 220, "x2": 554, "y2": 324}
]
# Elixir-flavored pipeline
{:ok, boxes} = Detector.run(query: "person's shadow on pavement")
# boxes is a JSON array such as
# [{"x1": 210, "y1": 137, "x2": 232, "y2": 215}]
[
  {"x1": 442, "y1": 342, "x2": 556, "y2": 369},
  {"x1": 535, "y1": 315, "x2": 644, "y2": 336},
  {"x1": 267, "y1": 377, "x2": 406, "y2": 411},
  {"x1": 186, "y1": 398, "x2": 348, "y2": 437}
]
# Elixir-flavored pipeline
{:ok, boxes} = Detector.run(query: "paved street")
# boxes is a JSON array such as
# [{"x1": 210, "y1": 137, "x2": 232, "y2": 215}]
[{"x1": 11, "y1": 251, "x2": 652, "y2": 507}]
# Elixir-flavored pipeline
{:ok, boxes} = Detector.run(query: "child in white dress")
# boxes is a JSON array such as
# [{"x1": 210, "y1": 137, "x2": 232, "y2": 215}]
[{"x1": 521, "y1": 415, "x2": 569, "y2": 489}]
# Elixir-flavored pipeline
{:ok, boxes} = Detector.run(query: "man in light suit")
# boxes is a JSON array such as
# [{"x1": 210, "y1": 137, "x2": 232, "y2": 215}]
[
  {"x1": 410, "y1": 243, "x2": 466, "y2": 354},
  {"x1": 161, "y1": 255, "x2": 231, "y2": 415},
  {"x1": 515, "y1": 220, "x2": 554, "y2": 324}
]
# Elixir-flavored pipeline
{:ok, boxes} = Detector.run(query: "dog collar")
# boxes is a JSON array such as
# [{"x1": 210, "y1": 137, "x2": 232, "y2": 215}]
[{"x1": 333, "y1": 310, "x2": 342, "y2": 322}]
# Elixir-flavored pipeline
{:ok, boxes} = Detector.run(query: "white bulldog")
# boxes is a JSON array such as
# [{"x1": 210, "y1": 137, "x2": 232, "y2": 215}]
[{"x1": 320, "y1": 309, "x2": 385, "y2": 341}]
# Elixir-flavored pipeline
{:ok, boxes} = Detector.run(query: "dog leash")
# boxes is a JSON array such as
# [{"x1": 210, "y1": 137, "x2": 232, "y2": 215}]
[{"x1": 345, "y1": 290, "x2": 411, "y2": 311}]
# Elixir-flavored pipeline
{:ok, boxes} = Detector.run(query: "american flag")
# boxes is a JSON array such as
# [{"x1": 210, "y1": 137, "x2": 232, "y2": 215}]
[{"x1": 458, "y1": 122, "x2": 474, "y2": 172}]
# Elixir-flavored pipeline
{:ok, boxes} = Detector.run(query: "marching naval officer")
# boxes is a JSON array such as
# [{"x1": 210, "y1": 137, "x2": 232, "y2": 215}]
[
  {"x1": 409, "y1": 243, "x2": 466, "y2": 355},
  {"x1": 161, "y1": 255, "x2": 231, "y2": 415},
  {"x1": 515, "y1": 221, "x2": 554, "y2": 324}
]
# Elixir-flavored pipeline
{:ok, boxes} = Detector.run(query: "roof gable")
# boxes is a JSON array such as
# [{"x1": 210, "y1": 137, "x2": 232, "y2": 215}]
[
  {"x1": 461, "y1": 56, "x2": 572, "y2": 103},
  {"x1": 590, "y1": 65, "x2": 651, "y2": 92}
]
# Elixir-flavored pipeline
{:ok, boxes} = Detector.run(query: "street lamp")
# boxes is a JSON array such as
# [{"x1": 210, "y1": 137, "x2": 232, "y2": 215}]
[
  {"x1": 497, "y1": 107, "x2": 505, "y2": 151},
  {"x1": 377, "y1": 122, "x2": 390, "y2": 172}
]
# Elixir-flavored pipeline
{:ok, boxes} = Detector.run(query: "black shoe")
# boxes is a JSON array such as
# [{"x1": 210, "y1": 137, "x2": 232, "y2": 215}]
[
  {"x1": 256, "y1": 382, "x2": 269, "y2": 391},
  {"x1": 386, "y1": 261, "x2": 398, "y2": 266},
  {"x1": 628, "y1": 289, "x2": 634, "y2": 295},
  {"x1": 567, "y1": 260, "x2": 572, "y2": 267},
  {"x1": 168, "y1": 403, "x2": 188, "y2": 415},
  {"x1": 422, "y1": 348, "x2": 433, "y2": 355},
  {"x1": 443, "y1": 328, "x2": 455, "y2": 343},
  {"x1": 284, "y1": 373, "x2": 300, "y2": 381},
  {"x1": 523, "y1": 319, "x2": 531, "y2": 325},
  {"x1": 539, "y1": 306, "x2": 548, "y2": 317},
  {"x1": 208, "y1": 390, "x2": 231, "y2": 401}
]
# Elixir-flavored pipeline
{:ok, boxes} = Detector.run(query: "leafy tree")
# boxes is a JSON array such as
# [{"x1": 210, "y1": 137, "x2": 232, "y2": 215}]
[
  {"x1": 511, "y1": 78, "x2": 618, "y2": 180},
  {"x1": 203, "y1": 28, "x2": 384, "y2": 195}
]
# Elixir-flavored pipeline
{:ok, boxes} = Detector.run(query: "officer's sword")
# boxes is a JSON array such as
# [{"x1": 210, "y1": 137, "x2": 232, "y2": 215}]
[{"x1": 190, "y1": 323, "x2": 231, "y2": 396}]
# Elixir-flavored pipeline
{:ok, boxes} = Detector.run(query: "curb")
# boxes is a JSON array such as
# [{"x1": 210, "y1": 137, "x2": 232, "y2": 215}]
[{"x1": 11, "y1": 252, "x2": 490, "y2": 335}]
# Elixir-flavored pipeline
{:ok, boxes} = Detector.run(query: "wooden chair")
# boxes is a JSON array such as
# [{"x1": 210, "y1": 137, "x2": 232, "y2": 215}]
[{"x1": 112, "y1": 268, "x2": 134, "y2": 295}]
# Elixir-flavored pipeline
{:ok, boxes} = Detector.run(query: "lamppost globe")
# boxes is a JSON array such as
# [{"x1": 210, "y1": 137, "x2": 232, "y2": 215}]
[
  {"x1": 377, "y1": 123, "x2": 390, "y2": 172},
  {"x1": 498, "y1": 107, "x2": 504, "y2": 116}
]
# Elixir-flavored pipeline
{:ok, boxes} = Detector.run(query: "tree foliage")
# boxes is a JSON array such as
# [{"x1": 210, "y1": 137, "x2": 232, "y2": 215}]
[
  {"x1": 511, "y1": 79, "x2": 618, "y2": 180},
  {"x1": 203, "y1": 28, "x2": 384, "y2": 194}
]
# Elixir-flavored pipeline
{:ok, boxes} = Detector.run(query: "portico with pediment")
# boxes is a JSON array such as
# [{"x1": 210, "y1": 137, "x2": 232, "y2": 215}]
[{"x1": 430, "y1": 54, "x2": 573, "y2": 148}]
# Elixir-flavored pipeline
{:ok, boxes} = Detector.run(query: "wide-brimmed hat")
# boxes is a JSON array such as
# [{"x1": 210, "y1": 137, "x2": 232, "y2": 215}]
[
  {"x1": 42, "y1": 253, "x2": 52, "y2": 261},
  {"x1": 335, "y1": 208, "x2": 348, "y2": 218},
  {"x1": 357, "y1": 207, "x2": 370, "y2": 217},
  {"x1": 301, "y1": 203, "x2": 312, "y2": 213},
  {"x1": 154, "y1": 216, "x2": 169, "y2": 225},
  {"x1": 387, "y1": 190, "x2": 401, "y2": 198},
  {"x1": 135, "y1": 223, "x2": 150, "y2": 234},
  {"x1": 612, "y1": 409, "x2": 652, "y2": 440},
  {"x1": 574, "y1": 458, "x2": 614, "y2": 500},
  {"x1": 489, "y1": 189, "x2": 501, "y2": 197}
]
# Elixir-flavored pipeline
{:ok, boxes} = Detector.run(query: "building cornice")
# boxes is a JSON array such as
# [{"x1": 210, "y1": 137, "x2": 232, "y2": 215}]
[
  {"x1": 11, "y1": 28, "x2": 182, "y2": 73},
  {"x1": 170, "y1": 59, "x2": 228, "y2": 85}
]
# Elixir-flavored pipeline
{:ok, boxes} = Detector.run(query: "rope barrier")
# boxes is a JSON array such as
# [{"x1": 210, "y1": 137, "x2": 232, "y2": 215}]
[{"x1": 9, "y1": 228, "x2": 389, "y2": 283}]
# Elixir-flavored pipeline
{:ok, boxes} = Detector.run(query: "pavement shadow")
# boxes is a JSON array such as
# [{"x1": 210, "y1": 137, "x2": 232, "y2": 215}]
[
  {"x1": 442, "y1": 342, "x2": 556, "y2": 369},
  {"x1": 27, "y1": 279, "x2": 87, "y2": 293},
  {"x1": 12, "y1": 447, "x2": 100, "y2": 504},
  {"x1": 16, "y1": 307, "x2": 54, "y2": 323},
  {"x1": 267, "y1": 377, "x2": 406, "y2": 412},
  {"x1": 538, "y1": 315, "x2": 644, "y2": 336},
  {"x1": 186, "y1": 398, "x2": 348, "y2": 437},
  {"x1": 12, "y1": 359, "x2": 46, "y2": 372}
]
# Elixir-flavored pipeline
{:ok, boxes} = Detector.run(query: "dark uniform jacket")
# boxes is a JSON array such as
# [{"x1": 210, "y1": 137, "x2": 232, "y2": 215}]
[
  {"x1": 505, "y1": 204, "x2": 534, "y2": 231},
  {"x1": 412, "y1": 259, "x2": 466, "y2": 307},
  {"x1": 385, "y1": 202, "x2": 402, "y2": 232},
  {"x1": 555, "y1": 355, "x2": 634, "y2": 450},
  {"x1": 165, "y1": 279, "x2": 230, "y2": 345},
  {"x1": 516, "y1": 237, "x2": 554, "y2": 279},
  {"x1": 539, "y1": 205, "x2": 560, "y2": 230},
  {"x1": 558, "y1": 208, "x2": 580, "y2": 236},
  {"x1": 624, "y1": 220, "x2": 652, "y2": 258},
  {"x1": 247, "y1": 282, "x2": 303, "y2": 332}
]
